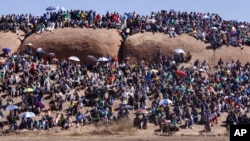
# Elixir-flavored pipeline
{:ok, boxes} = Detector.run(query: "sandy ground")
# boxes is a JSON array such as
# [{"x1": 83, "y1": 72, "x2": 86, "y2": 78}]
[{"x1": 0, "y1": 136, "x2": 229, "y2": 141}]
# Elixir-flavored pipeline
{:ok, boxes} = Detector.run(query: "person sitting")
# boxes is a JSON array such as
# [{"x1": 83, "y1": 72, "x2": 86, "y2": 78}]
[
  {"x1": 76, "y1": 112, "x2": 84, "y2": 127},
  {"x1": 168, "y1": 26, "x2": 176, "y2": 38},
  {"x1": 185, "y1": 113, "x2": 193, "y2": 129},
  {"x1": 6, "y1": 96, "x2": 14, "y2": 105},
  {"x1": 133, "y1": 114, "x2": 141, "y2": 128},
  {"x1": 58, "y1": 114, "x2": 65, "y2": 127},
  {"x1": 185, "y1": 51, "x2": 192, "y2": 62},
  {"x1": 117, "y1": 109, "x2": 124, "y2": 120},
  {"x1": 33, "y1": 120, "x2": 40, "y2": 129},
  {"x1": 141, "y1": 114, "x2": 148, "y2": 129},
  {"x1": 209, "y1": 110, "x2": 218, "y2": 126},
  {"x1": 46, "y1": 22, "x2": 55, "y2": 32},
  {"x1": 49, "y1": 99, "x2": 56, "y2": 111},
  {"x1": 83, "y1": 110, "x2": 91, "y2": 124},
  {"x1": 91, "y1": 110, "x2": 100, "y2": 123},
  {"x1": 226, "y1": 111, "x2": 237, "y2": 129},
  {"x1": 191, "y1": 109, "x2": 199, "y2": 124},
  {"x1": 63, "y1": 116, "x2": 72, "y2": 130},
  {"x1": 108, "y1": 107, "x2": 117, "y2": 122},
  {"x1": 26, "y1": 117, "x2": 33, "y2": 130},
  {"x1": 53, "y1": 113, "x2": 61, "y2": 126},
  {"x1": 40, "y1": 116, "x2": 49, "y2": 130},
  {"x1": 124, "y1": 109, "x2": 130, "y2": 119},
  {"x1": 0, "y1": 109, "x2": 3, "y2": 118}
]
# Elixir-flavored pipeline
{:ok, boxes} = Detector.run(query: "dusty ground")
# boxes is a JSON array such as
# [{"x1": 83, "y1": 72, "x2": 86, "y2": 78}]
[{"x1": 0, "y1": 135, "x2": 229, "y2": 141}]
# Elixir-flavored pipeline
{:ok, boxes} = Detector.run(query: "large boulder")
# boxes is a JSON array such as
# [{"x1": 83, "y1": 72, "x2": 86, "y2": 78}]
[
  {"x1": 21, "y1": 28, "x2": 122, "y2": 63},
  {"x1": 122, "y1": 32, "x2": 207, "y2": 64},
  {"x1": 0, "y1": 31, "x2": 24, "y2": 54},
  {"x1": 122, "y1": 32, "x2": 250, "y2": 66}
]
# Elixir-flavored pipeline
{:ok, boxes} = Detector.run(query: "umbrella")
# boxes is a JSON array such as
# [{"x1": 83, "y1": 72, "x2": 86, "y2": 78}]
[
  {"x1": 22, "y1": 112, "x2": 36, "y2": 118},
  {"x1": 169, "y1": 9, "x2": 175, "y2": 13},
  {"x1": 57, "y1": 6, "x2": 66, "y2": 11},
  {"x1": 175, "y1": 70, "x2": 186, "y2": 77},
  {"x1": 68, "y1": 56, "x2": 80, "y2": 62},
  {"x1": 159, "y1": 99, "x2": 173, "y2": 105},
  {"x1": 202, "y1": 15, "x2": 210, "y2": 19},
  {"x1": 135, "y1": 109, "x2": 148, "y2": 115},
  {"x1": 87, "y1": 55, "x2": 97, "y2": 61},
  {"x1": 150, "y1": 69, "x2": 159, "y2": 73},
  {"x1": 2, "y1": 48, "x2": 11, "y2": 54},
  {"x1": 173, "y1": 48, "x2": 186, "y2": 54},
  {"x1": 26, "y1": 42, "x2": 33, "y2": 46},
  {"x1": 239, "y1": 25, "x2": 245, "y2": 29},
  {"x1": 46, "y1": 6, "x2": 57, "y2": 11},
  {"x1": 5, "y1": 104, "x2": 18, "y2": 111},
  {"x1": 210, "y1": 27, "x2": 218, "y2": 31},
  {"x1": 97, "y1": 57, "x2": 109, "y2": 62},
  {"x1": 24, "y1": 88, "x2": 34, "y2": 93},
  {"x1": 35, "y1": 102, "x2": 45, "y2": 109},
  {"x1": 120, "y1": 105, "x2": 134, "y2": 110},
  {"x1": 146, "y1": 19, "x2": 156, "y2": 23},
  {"x1": 36, "y1": 47, "x2": 43, "y2": 53}
]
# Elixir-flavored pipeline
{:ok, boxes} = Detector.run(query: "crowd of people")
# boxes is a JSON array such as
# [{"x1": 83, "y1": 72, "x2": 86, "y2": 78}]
[
  {"x1": 0, "y1": 9, "x2": 250, "y2": 47},
  {"x1": 0, "y1": 9, "x2": 249, "y2": 134},
  {"x1": 0, "y1": 45, "x2": 249, "y2": 133}
]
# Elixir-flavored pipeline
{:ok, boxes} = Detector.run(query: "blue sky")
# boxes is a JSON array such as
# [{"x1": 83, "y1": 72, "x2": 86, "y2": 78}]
[{"x1": 0, "y1": 0, "x2": 249, "y2": 22}]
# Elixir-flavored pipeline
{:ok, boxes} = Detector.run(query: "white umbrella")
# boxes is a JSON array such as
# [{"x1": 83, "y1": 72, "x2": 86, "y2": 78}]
[
  {"x1": 239, "y1": 25, "x2": 245, "y2": 29},
  {"x1": 68, "y1": 56, "x2": 80, "y2": 62},
  {"x1": 210, "y1": 26, "x2": 218, "y2": 31},
  {"x1": 97, "y1": 57, "x2": 109, "y2": 62},
  {"x1": 173, "y1": 48, "x2": 185, "y2": 54},
  {"x1": 5, "y1": 104, "x2": 18, "y2": 111},
  {"x1": 87, "y1": 55, "x2": 97, "y2": 61},
  {"x1": 146, "y1": 19, "x2": 156, "y2": 23},
  {"x1": 22, "y1": 112, "x2": 36, "y2": 118},
  {"x1": 159, "y1": 99, "x2": 173, "y2": 105},
  {"x1": 36, "y1": 47, "x2": 43, "y2": 53},
  {"x1": 57, "y1": 6, "x2": 66, "y2": 11},
  {"x1": 202, "y1": 15, "x2": 210, "y2": 19}
]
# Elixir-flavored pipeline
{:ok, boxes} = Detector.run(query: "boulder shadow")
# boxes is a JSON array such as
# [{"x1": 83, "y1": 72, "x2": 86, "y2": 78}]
[
  {"x1": 206, "y1": 46, "x2": 216, "y2": 50},
  {"x1": 178, "y1": 124, "x2": 187, "y2": 129}
]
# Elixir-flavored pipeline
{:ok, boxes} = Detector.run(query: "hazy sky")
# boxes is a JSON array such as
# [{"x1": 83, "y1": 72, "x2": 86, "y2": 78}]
[{"x1": 0, "y1": 0, "x2": 249, "y2": 22}]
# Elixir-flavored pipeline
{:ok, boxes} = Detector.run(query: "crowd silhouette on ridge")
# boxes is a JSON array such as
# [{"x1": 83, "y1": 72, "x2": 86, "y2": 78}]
[{"x1": 1, "y1": 9, "x2": 250, "y2": 48}]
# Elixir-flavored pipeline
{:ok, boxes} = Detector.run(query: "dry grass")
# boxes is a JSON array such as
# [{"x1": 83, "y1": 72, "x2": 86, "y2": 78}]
[
  {"x1": 108, "y1": 118, "x2": 136, "y2": 134},
  {"x1": 85, "y1": 118, "x2": 136, "y2": 136}
]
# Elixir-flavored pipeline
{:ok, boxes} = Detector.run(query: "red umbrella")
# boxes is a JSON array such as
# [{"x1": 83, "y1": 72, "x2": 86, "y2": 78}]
[
  {"x1": 135, "y1": 109, "x2": 148, "y2": 115},
  {"x1": 175, "y1": 70, "x2": 186, "y2": 77}
]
